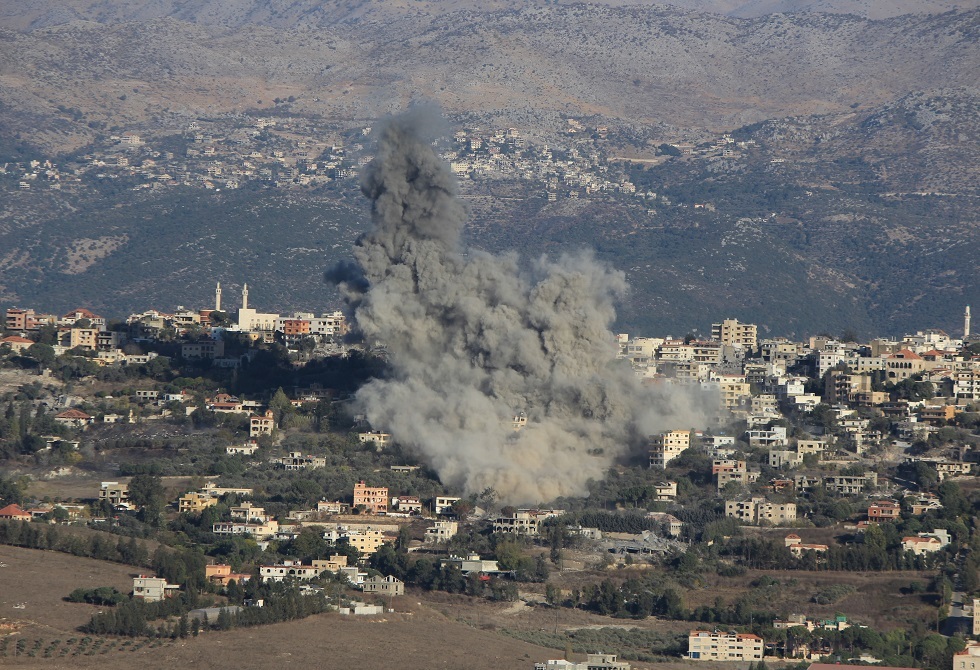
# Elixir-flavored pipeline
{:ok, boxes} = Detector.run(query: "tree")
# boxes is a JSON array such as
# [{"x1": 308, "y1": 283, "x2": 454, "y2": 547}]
[
  {"x1": 128, "y1": 474, "x2": 166, "y2": 527},
  {"x1": 25, "y1": 343, "x2": 56, "y2": 369}
]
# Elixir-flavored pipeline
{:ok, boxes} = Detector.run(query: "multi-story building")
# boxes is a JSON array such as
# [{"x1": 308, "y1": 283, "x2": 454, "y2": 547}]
[
  {"x1": 768, "y1": 449, "x2": 803, "y2": 469},
  {"x1": 867, "y1": 501, "x2": 900, "y2": 521},
  {"x1": 178, "y1": 492, "x2": 217, "y2": 514},
  {"x1": 688, "y1": 631, "x2": 764, "y2": 661},
  {"x1": 954, "y1": 641, "x2": 980, "y2": 670},
  {"x1": 99, "y1": 481, "x2": 130, "y2": 508},
  {"x1": 259, "y1": 561, "x2": 324, "y2": 582},
  {"x1": 424, "y1": 520, "x2": 459, "y2": 543},
  {"x1": 362, "y1": 575, "x2": 405, "y2": 596},
  {"x1": 824, "y1": 473, "x2": 877, "y2": 495},
  {"x1": 133, "y1": 575, "x2": 180, "y2": 602},
  {"x1": 493, "y1": 510, "x2": 541, "y2": 535},
  {"x1": 711, "y1": 318, "x2": 758, "y2": 349},
  {"x1": 358, "y1": 431, "x2": 392, "y2": 449},
  {"x1": 353, "y1": 481, "x2": 388, "y2": 514},
  {"x1": 434, "y1": 496, "x2": 460, "y2": 515},
  {"x1": 649, "y1": 430, "x2": 691, "y2": 469},
  {"x1": 725, "y1": 497, "x2": 796, "y2": 525},
  {"x1": 249, "y1": 409, "x2": 274, "y2": 438},
  {"x1": 271, "y1": 452, "x2": 326, "y2": 470}
]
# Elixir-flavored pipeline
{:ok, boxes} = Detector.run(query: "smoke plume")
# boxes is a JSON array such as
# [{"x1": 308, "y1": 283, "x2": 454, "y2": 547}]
[{"x1": 331, "y1": 108, "x2": 714, "y2": 504}]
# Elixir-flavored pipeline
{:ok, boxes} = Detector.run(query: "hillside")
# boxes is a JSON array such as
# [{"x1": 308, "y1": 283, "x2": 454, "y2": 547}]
[{"x1": 0, "y1": 2, "x2": 978, "y2": 337}]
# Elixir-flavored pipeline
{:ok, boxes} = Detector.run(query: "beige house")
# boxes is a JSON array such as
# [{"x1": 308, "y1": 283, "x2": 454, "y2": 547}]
[
  {"x1": 362, "y1": 575, "x2": 404, "y2": 596},
  {"x1": 133, "y1": 575, "x2": 180, "y2": 602},
  {"x1": 901, "y1": 536, "x2": 943, "y2": 555},
  {"x1": 249, "y1": 409, "x2": 274, "y2": 438}
]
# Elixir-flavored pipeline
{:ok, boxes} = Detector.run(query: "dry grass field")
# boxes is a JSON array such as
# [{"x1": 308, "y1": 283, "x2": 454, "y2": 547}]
[{"x1": 0, "y1": 546, "x2": 711, "y2": 670}]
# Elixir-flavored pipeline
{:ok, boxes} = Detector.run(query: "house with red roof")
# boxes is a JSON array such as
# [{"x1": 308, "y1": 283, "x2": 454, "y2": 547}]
[
  {"x1": 54, "y1": 408, "x2": 94, "y2": 428},
  {"x1": 0, "y1": 335, "x2": 34, "y2": 354},
  {"x1": 0, "y1": 504, "x2": 31, "y2": 521}
]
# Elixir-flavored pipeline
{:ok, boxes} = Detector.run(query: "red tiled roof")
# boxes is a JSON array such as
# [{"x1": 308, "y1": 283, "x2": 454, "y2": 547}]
[
  {"x1": 63, "y1": 308, "x2": 100, "y2": 319},
  {"x1": 2, "y1": 335, "x2": 34, "y2": 344},
  {"x1": 55, "y1": 408, "x2": 92, "y2": 420},
  {"x1": 0, "y1": 503, "x2": 31, "y2": 519}
]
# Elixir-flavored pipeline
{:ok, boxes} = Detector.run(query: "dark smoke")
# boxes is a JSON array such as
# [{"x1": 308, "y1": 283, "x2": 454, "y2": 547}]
[{"x1": 331, "y1": 108, "x2": 714, "y2": 504}]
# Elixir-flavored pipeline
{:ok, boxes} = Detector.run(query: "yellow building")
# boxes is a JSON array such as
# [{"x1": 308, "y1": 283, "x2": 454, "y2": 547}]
[{"x1": 179, "y1": 492, "x2": 218, "y2": 514}]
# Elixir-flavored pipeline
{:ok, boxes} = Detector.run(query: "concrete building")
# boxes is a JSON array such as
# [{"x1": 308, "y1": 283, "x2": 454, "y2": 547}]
[
  {"x1": 688, "y1": 631, "x2": 764, "y2": 661},
  {"x1": 649, "y1": 429, "x2": 691, "y2": 469},
  {"x1": 133, "y1": 575, "x2": 180, "y2": 602},
  {"x1": 535, "y1": 654, "x2": 631, "y2": 670},
  {"x1": 711, "y1": 318, "x2": 758, "y2": 349},
  {"x1": 353, "y1": 481, "x2": 389, "y2": 514},
  {"x1": 362, "y1": 575, "x2": 404, "y2": 596},
  {"x1": 725, "y1": 497, "x2": 796, "y2": 525}
]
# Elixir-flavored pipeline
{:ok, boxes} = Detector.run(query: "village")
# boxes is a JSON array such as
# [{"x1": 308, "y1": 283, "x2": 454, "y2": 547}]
[
  {"x1": 1, "y1": 291, "x2": 979, "y2": 670},
  {"x1": 0, "y1": 113, "x2": 745, "y2": 206}
]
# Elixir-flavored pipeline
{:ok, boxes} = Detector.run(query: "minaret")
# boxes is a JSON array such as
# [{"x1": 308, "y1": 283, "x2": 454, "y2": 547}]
[
  {"x1": 242, "y1": 283, "x2": 249, "y2": 310},
  {"x1": 966, "y1": 305, "x2": 971, "y2": 338},
  {"x1": 215, "y1": 282, "x2": 222, "y2": 312}
]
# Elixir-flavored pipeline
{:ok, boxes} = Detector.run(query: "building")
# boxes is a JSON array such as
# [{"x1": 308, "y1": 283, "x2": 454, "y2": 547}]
[
  {"x1": 784, "y1": 533, "x2": 829, "y2": 557},
  {"x1": 271, "y1": 451, "x2": 326, "y2": 470},
  {"x1": 954, "y1": 642, "x2": 980, "y2": 670},
  {"x1": 99, "y1": 481, "x2": 130, "y2": 508},
  {"x1": 493, "y1": 510, "x2": 541, "y2": 535},
  {"x1": 442, "y1": 553, "x2": 500, "y2": 575},
  {"x1": 259, "y1": 561, "x2": 324, "y2": 582},
  {"x1": 54, "y1": 408, "x2": 94, "y2": 428},
  {"x1": 424, "y1": 520, "x2": 458, "y2": 543},
  {"x1": 178, "y1": 492, "x2": 217, "y2": 514},
  {"x1": 358, "y1": 431, "x2": 392, "y2": 448},
  {"x1": 212, "y1": 519, "x2": 279, "y2": 540},
  {"x1": 391, "y1": 495, "x2": 422, "y2": 514},
  {"x1": 711, "y1": 318, "x2": 758, "y2": 349},
  {"x1": 824, "y1": 473, "x2": 877, "y2": 495},
  {"x1": 867, "y1": 501, "x2": 901, "y2": 521},
  {"x1": 534, "y1": 653, "x2": 631, "y2": 670},
  {"x1": 362, "y1": 575, "x2": 404, "y2": 596},
  {"x1": 653, "y1": 481, "x2": 677, "y2": 501},
  {"x1": 205, "y1": 564, "x2": 251, "y2": 586},
  {"x1": 133, "y1": 575, "x2": 180, "y2": 602},
  {"x1": 249, "y1": 409, "x2": 274, "y2": 438},
  {"x1": 0, "y1": 335, "x2": 34, "y2": 353},
  {"x1": 0, "y1": 504, "x2": 31, "y2": 521},
  {"x1": 649, "y1": 430, "x2": 691, "y2": 469},
  {"x1": 353, "y1": 481, "x2": 389, "y2": 514},
  {"x1": 725, "y1": 497, "x2": 796, "y2": 525},
  {"x1": 435, "y1": 496, "x2": 460, "y2": 515},
  {"x1": 901, "y1": 536, "x2": 943, "y2": 555},
  {"x1": 688, "y1": 630, "x2": 764, "y2": 661}
]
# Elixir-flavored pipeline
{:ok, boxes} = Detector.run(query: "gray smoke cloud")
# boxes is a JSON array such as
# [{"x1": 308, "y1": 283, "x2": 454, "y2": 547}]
[{"x1": 331, "y1": 108, "x2": 715, "y2": 504}]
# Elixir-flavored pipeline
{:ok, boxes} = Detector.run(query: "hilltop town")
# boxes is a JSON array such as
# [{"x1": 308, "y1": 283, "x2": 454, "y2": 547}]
[
  {"x1": 1, "y1": 113, "x2": 743, "y2": 204},
  {"x1": 1, "y1": 290, "x2": 979, "y2": 669}
]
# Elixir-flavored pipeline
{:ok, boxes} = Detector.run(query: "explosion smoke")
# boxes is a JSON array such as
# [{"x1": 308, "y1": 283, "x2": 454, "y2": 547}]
[{"x1": 330, "y1": 108, "x2": 714, "y2": 504}]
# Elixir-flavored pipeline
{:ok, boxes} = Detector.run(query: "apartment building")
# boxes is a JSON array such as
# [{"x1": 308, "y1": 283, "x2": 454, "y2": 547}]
[
  {"x1": 725, "y1": 497, "x2": 796, "y2": 525},
  {"x1": 711, "y1": 318, "x2": 758, "y2": 349},
  {"x1": 688, "y1": 631, "x2": 764, "y2": 661},
  {"x1": 353, "y1": 481, "x2": 389, "y2": 514},
  {"x1": 649, "y1": 430, "x2": 691, "y2": 469}
]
